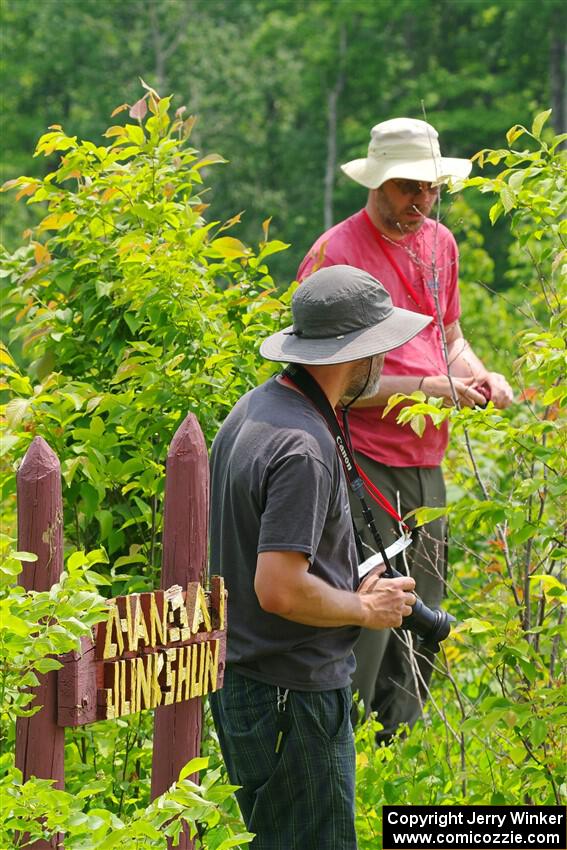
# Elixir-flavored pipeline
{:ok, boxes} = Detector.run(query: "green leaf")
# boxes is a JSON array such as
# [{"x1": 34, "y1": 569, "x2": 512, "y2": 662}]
[
  {"x1": 462, "y1": 618, "x2": 496, "y2": 634},
  {"x1": 124, "y1": 124, "x2": 145, "y2": 146},
  {"x1": 506, "y1": 125, "x2": 525, "y2": 145},
  {"x1": 531, "y1": 109, "x2": 552, "y2": 139},
  {"x1": 96, "y1": 509, "x2": 113, "y2": 541},
  {"x1": 508, "y1": 170, "x2": 526, "y2": 190},
  {"x1": 515, "y1": 656, "x2": 537, "y2": 683},
  {"x1": 530, "y1": 719, "x2": 547, "y2": 747},
  {"x1": 104, "y1": 125, "x2": 127, "y2": 139},
  {"x1": 12, "y1": 551, "x2": 38, "y2": 562},
  {"x1": 34, "y1": 657, "x2": 63, "y2": 674},
  {"x1": 206, "y1": 237, "x2": 250, "y2": 259},
  {"x1": 62, "y1": 456, "x2": 84, "y2": 486},
  {"x1": 112, "y1": 554, "x2": 147, "y2": 569},
  {"x1": 0, "y1": 344, "x2": 17, "y2": 366},
  {"x1": 405, "y1": 506, "x2": 449, "y2": 527},
  {"x1": 489, "y1": 201, "x2": 503, "y2": 224},
  {"x1": 96, "y1": 832, "x2": 126, "y2": 850},
  {"x1": 529, "y1": 574, "x2": 567, "y2": 603},
  {"x1": 86, "y1": 548, "x2": 109, "y2": 566},
  {"x1": 0, "y1": 433, "x2": 21, "y2": 456},
  {"x1": 500, "y1": 186, "x2": 516, "y2": 213},
  {"x1": 382, "y1": 392, "x2": 412, "y2": 417},
  {"x1": 5, "y1": 397, "x2": 31, "y2": 428},
  {"x1": 510, "y1": 523, "x2": 536, "y2": 545},
  {"x1": 257, "y1": 240, "x2": 290, "y2": 261},
  {"x1": 216, "y1": 834, "x2": 256, "y2": 850},
  {"x1": 543, "y1": 385, "x2": 566, "y2": 405},
  {"x1": 410, "y1": 413, "x2": 426, "y2": 437},
  {"x1": 194, "y1": 153, "x2": 227, "y2": 169},
  {"x1": 0, "y1": 610, "x2": 30, "y2": 636},
  {"x1": 178, "y1": 756, "x2": 209, "y2": 781},
  {"x1": 67, "y1": 550, "x2": 88, "y2": 571}
]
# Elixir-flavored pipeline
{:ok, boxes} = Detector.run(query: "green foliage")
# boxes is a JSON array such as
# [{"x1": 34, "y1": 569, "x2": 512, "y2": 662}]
[
  {"x1": 1, "y1": 0, "x2": 564, "y2": 282},
  {"x1": 354, "y1": 114, "x2": 566, "y2": 846},
  {"x1": 0, "y1": 86, "x2": 289, "y2": 847},
  {"x1": 1, "y1": 762, "x2": 253, "y2": 849},
  {"x1": 0, "y1": 542, "x2": 108, "y2": 726},
  {"x1": 0, "y1": 540, "x2": 249, "y2": 846},
  {"x1": 1, "y1": 84, "x2": 289, "y2": 582},
  {"x1": 443, "y1": 118, "x2": 566, "y2": 803},
  {"x1": 1, "y1": 89, "x2": 565, "y2": 846},
  {"x1": 0, "y1": 551, "x2": 250, "y2": 846}
]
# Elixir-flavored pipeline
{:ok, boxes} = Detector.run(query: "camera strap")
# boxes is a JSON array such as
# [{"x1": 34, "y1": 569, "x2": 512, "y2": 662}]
[{"x1": 282, "y1": 364, "x2": 410, "y2": 573}]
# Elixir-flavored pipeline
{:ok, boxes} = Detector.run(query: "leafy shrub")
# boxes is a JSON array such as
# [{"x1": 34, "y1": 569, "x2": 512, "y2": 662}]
[
  {"x1": 1, "y1": 81, "x2": 289, "y2": 583},
  {"x1": 0, "y1": 544, "x2": 108, "y2": 730},
  {"x1": 355, "y1": 112, "x2": 566, "y2": 847},
  {"x1": 1, "y1": 761, "x2": 253, "y2": 849},
  {"x1": 1, "y1": 92, "x2": 564, "y2": 848},
  {"x1": 1, "y1": 84, "x2": 290, "y2": 847}
]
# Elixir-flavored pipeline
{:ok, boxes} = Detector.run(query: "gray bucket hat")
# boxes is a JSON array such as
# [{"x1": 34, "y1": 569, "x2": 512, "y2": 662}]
[{"x1": 260, "y1": 265, "x2": 431, "y2": 365}]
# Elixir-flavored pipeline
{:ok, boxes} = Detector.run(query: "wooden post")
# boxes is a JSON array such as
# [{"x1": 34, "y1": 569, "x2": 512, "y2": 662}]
[
  {"x1": 15, "y1": 437, "x2": 64, "y2": 850},
  {"x1": 151, "y1": 414, "x2": 209, "y2": 848}
]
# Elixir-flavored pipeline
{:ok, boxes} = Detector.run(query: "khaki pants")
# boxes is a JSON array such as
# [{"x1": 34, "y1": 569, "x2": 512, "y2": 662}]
[{"x1": 350, "y1": 454, "x2": 447, "y2": 743}]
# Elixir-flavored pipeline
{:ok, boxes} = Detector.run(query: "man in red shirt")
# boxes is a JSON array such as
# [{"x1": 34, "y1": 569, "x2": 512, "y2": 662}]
[{"x1": 298, "y1": 117, "x2": 513, "y2": 742}]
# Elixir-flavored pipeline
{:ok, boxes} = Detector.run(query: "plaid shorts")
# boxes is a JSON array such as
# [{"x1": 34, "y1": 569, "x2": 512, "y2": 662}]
[{"x1": 210, "y1": 666, "x2": 357, "y2": 850}]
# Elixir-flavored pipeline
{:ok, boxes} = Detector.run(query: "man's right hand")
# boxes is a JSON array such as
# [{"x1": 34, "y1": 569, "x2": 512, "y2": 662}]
[
  {"x1": 422, "y1": 374, "x2": 486, "y2": 408},
  {"x1": 357, "y1": 572, "x2": 416, "y2": 629}
]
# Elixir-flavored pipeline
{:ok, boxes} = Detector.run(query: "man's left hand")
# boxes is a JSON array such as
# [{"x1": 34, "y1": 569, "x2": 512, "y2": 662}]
[{"x1": 485, "y1": 372, "x2": 514, "y2": 409}]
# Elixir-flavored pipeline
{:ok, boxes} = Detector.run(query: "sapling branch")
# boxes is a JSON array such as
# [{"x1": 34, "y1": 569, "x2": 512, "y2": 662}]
[
  {"x1": 549, "y1": 606, "x2": 564, "y2": 679},
  {"x1": 439, "y1": 646, "x2": 468, "y2": 794},
  {"x1": 516, "y1": 730, "x2": 561, "y2": 805},
  {"x1": 523, "y1": 491, "x2": 535, "y2": 635},
  {"x1": 392, "y1": 631, "x2": 461, "y2": 743},
  {"x1": 533, "y1": 592, "x2": 545, "y2": 654},
  {"x1": 526, "y1": 244, "x2": 562, "y2": 313}
]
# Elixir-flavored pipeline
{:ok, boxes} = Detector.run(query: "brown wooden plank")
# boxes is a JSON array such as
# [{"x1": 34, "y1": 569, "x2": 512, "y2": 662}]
[
  {"x1": 151, "y1": 414, "x2": 209, "y2": 850},
  {"x1": 57, "y1": 627, "x2": 227, "y2": 727},
  {"x1": 57, "y1": 636, "x2": 97, "y2": 727},
  {"x1": 15, "y1": 437, "x2": 64, "y2": 849},
  {"x1": 209, "y1": 575, "x2": 226, "y2": 631}
]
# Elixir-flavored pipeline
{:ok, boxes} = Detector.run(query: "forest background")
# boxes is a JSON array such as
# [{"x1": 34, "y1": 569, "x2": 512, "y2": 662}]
[
  {"x1": 0, "y1": 1, "x2": 566, "y2": 848},
  {"x1": 2, "y1": 0, "x2": 567, "y2": 279}
]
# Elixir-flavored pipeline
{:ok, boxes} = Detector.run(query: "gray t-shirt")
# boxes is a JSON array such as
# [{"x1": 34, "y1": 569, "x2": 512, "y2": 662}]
[{"x1": 209, "y1": 377, "x2": 360, "y2": 690}]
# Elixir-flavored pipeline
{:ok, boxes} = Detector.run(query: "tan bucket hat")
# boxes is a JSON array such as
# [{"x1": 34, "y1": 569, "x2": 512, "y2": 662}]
[
  {"x1": 341, "y1": 117, "x2": 472, "y2": 189},
  {"x1": 260, "y1": 266, "x2": 431, "y2": 365}
]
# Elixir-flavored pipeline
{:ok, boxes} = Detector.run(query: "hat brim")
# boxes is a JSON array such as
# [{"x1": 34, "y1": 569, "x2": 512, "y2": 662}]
[
  {"x1": 341, "y1": 155, "x2": 472, "y2": 189},
  {"x1": 260, "y1": 306, "x2": 432, "y2": 365}
]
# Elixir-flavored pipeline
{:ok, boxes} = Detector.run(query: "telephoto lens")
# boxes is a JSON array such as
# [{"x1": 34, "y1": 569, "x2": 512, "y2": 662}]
[{"x1": 383, "y1": 563, "x2": 455, "y2": 652}]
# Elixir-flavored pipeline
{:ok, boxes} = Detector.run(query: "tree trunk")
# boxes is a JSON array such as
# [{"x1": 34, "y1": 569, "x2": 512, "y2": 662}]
[
  {"x1": 549, "y1": 33, "x2": 566, "y2": 137},
  {"x1": 323, "y1": 25, "x2": 347, "y2": 232}
]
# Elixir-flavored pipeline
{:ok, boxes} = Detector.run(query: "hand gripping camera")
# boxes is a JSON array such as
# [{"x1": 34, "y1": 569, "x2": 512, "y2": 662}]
[
  {"x1": 385, "y1": 563, "x2": 454, "y2": 653},
  {"x1": 357, "y1": 513, "x2": 455, "y2": 654}
]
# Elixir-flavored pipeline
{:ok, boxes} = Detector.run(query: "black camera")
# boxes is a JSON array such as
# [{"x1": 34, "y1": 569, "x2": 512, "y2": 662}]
[
  {"x1": 382, "y1": 561, "x2": 455, "y2": 652},
  {"x1": 355, "y1": 507, "x2": 455, "y2": 654}
]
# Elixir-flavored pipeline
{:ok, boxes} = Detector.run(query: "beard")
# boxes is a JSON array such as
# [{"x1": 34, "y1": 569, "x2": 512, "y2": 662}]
[
  {"x1": 374, "y1": 188, "x2": 429, "y2": 235},
  {"x1": 342, "y1": 354, "x2": 384, "y2": 403}
]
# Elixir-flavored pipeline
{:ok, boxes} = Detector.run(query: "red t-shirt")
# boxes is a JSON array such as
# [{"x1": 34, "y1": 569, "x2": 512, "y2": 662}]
[{"x1": 297, "y1": 210, "x2": 461, "y2": 467}]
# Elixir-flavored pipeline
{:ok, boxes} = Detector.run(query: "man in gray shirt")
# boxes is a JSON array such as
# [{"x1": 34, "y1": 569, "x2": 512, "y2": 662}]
[{"x1": 209, "y1": 265, "x2": 429, "y2": 849}]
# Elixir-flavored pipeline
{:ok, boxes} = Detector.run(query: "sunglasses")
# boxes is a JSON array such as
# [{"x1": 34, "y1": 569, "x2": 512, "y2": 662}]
[{"x1": 391, "y1": 179, "x2": 440, "y2": 196}]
